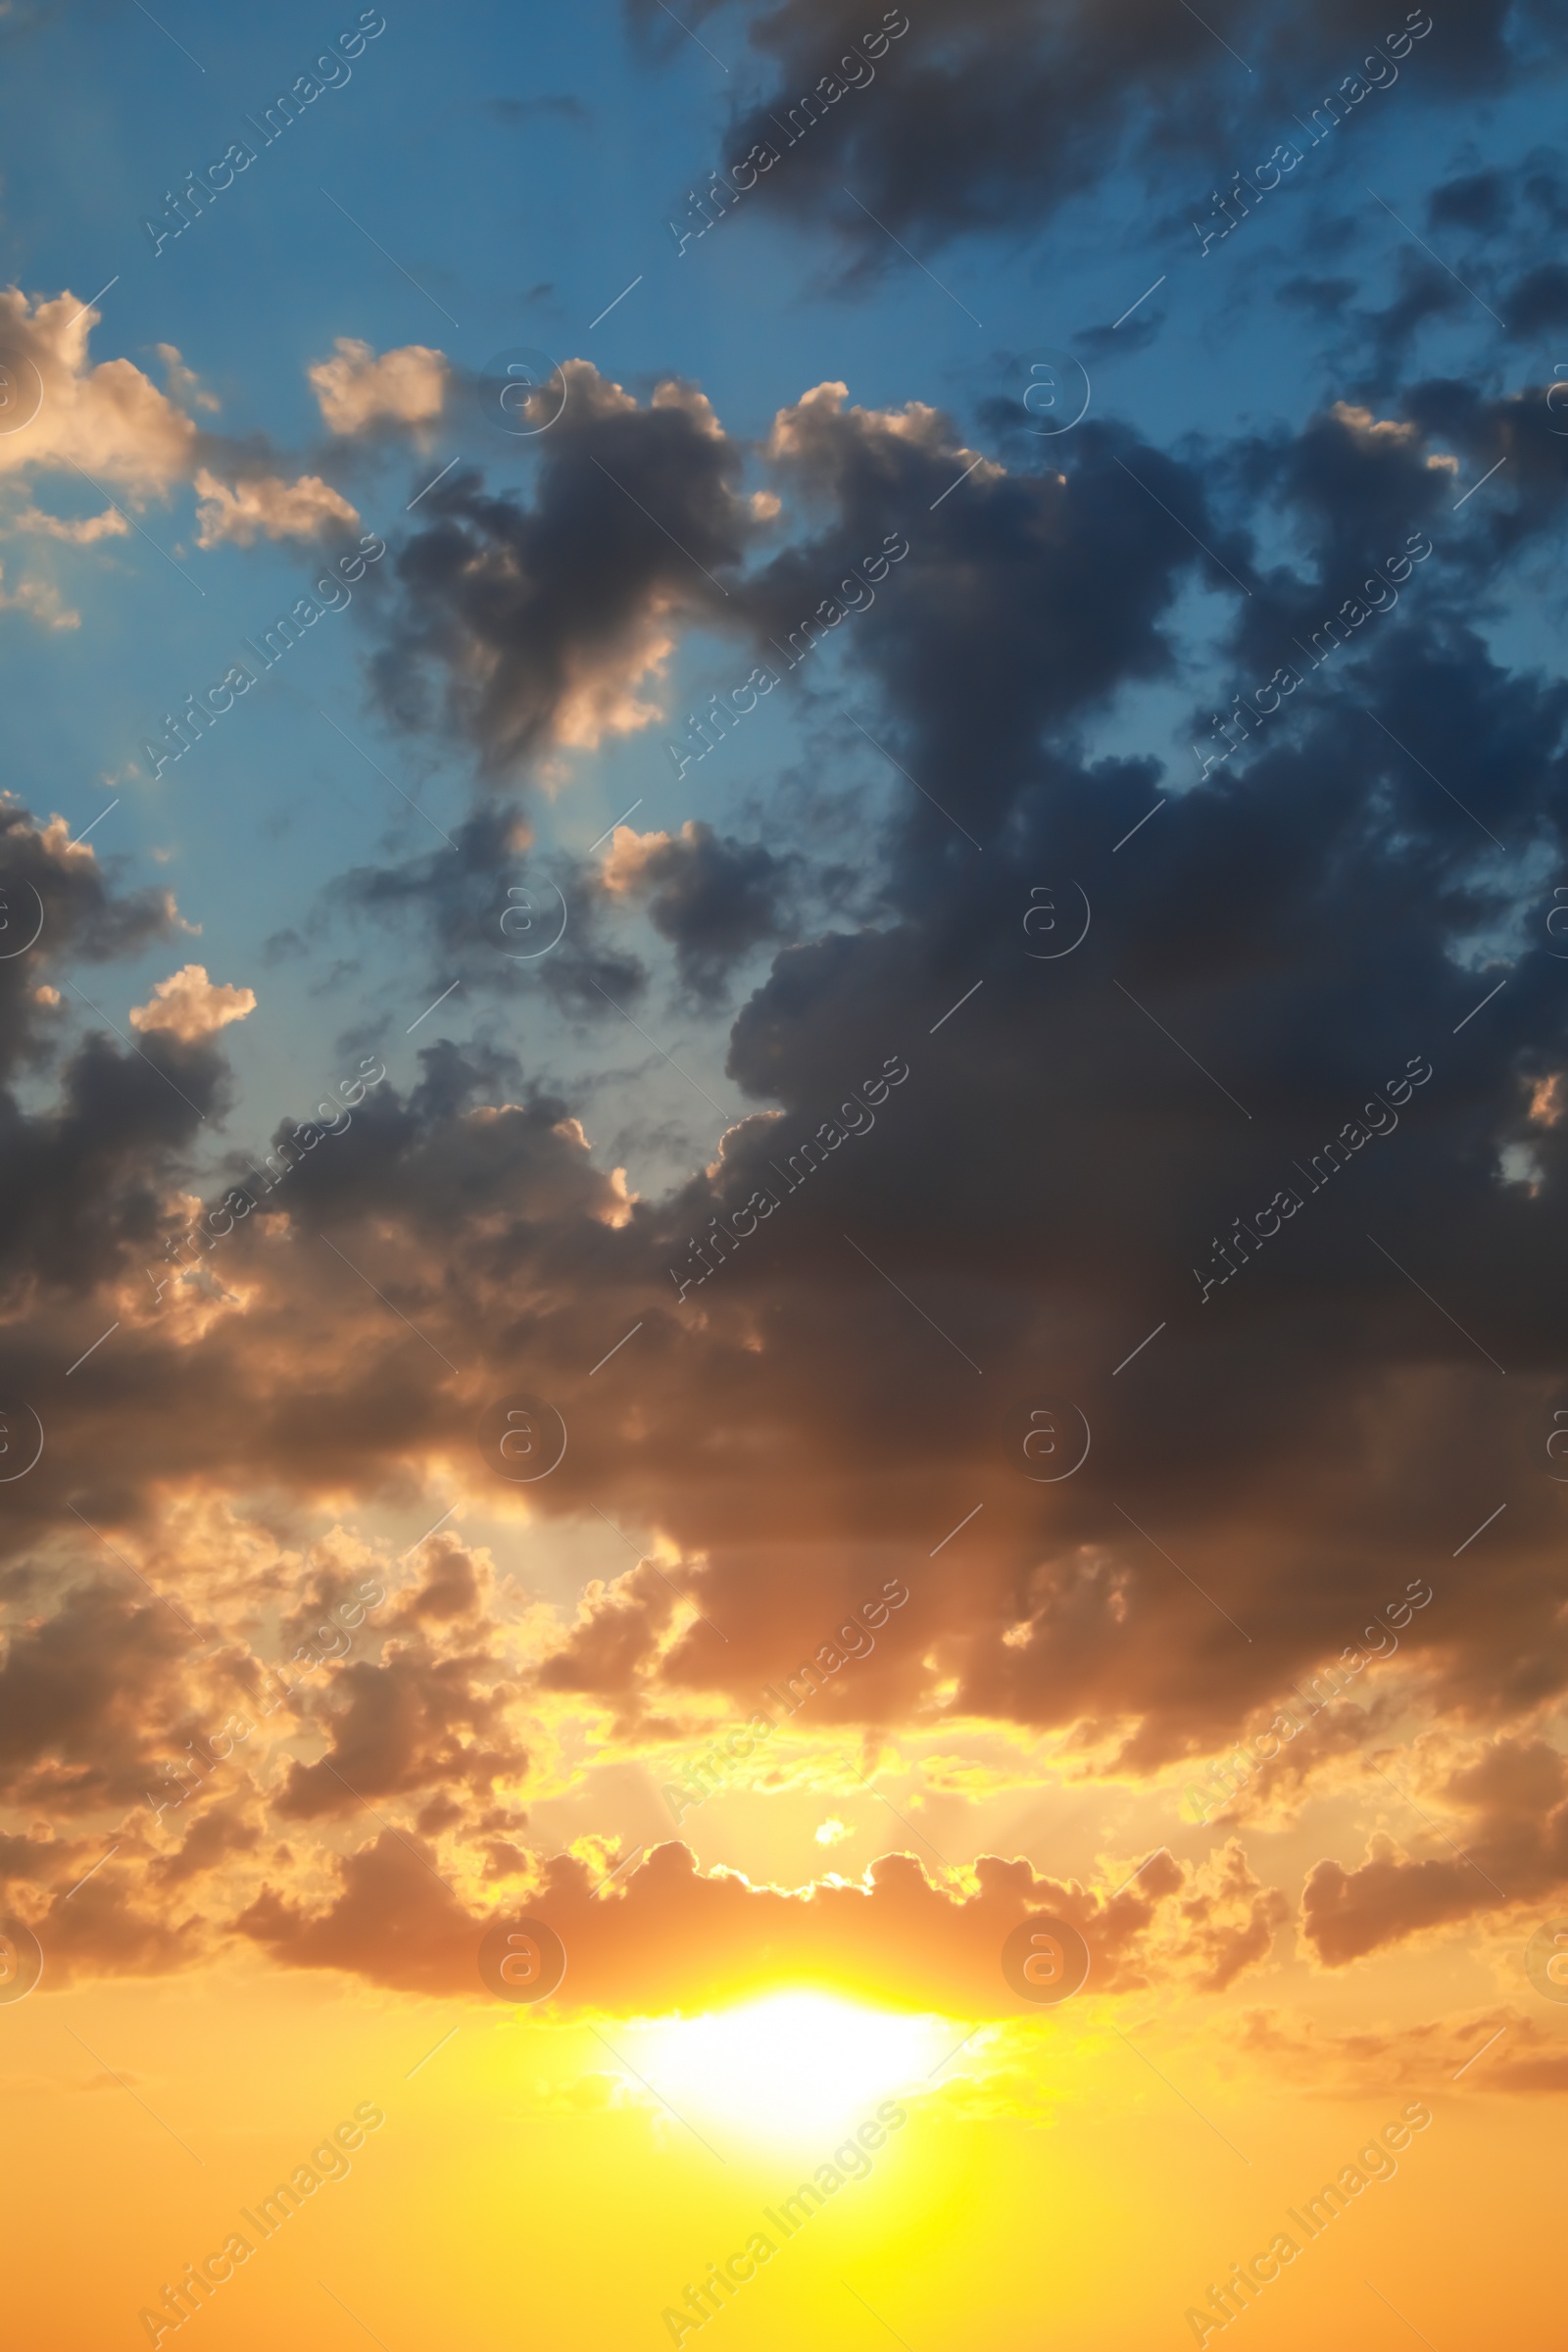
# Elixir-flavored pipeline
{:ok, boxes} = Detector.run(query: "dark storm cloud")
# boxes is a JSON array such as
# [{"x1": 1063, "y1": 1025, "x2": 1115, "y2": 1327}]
[
  {"x1": 0, "y1": 806, "x2": 219, "y2": 1303},
  {"x1": 751, "y1": 388, "x2": 1244, "y2": 835},
  {"x1": 600, "y1": 819, "x2": 800, "y2": 998},
  {"x1": 634, "y1": 0, "x2": 1540, "y2": 263},
  {"x1": 1501, "y1": 266, "x2": 1568, "y2": 338},
  {"x1": 0, "y1": 798, "x2": 177, "y2": 1080},
  {"x1": 503, "y1": 382, "x2": 1568, "y2": 1804},
  {"x1": 1289, "y1": 153, "x2": 1568, "y2": 385},
  {"x1": 337, "y1": 802, "x2": 649, "y2": 1015},
  {"x1": 272, "y1": 1641, "x2": 527, "y2": 1822},
  {"x1": 363, "y1": 368, "x2": 1244, "y2": 835},
  {"x1": 1421, "y1": 153, "x2": 1568, "y2": 270},
  {"x1": 0, "y1": 1019, "x2": 244, "y2": 1302},
  {"x1": 366, "y1": 368, "x2": 764, "y2": 773},
  {"x1": 22, "y1": 678, "x2": 1556, "y2": 1787}
]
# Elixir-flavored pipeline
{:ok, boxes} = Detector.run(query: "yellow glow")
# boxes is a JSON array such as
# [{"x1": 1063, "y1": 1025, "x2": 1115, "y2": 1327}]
[{"x1": 627, "y1": 1991, "x2": 951, "y2": 2144}]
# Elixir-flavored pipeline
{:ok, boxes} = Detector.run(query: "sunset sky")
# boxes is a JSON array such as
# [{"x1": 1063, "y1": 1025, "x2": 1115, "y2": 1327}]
[{"x1": 1, "y1": 0, "x2": 1566, "y2": 2344}]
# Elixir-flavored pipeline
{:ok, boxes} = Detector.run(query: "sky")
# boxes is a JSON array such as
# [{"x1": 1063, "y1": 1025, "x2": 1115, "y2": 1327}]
[{"x1": 1, "y1": 0, "x2": 1566, "y2": 2344}]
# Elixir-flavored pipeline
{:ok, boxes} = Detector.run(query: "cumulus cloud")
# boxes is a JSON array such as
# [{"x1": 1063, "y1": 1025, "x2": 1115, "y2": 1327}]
[
  {"x1": 308, "y1": 336, "x2": 450, "y2": 434},
  {"x1": 0, "y1": 292, "x2": 380, "y2": 582},
  {"x1": 192, "y1": 466, "x2": 359, "y2": 548},
  {"x1": 0, "y1": 286, "x2": 196, "y2": 497},
  {"x1": 127, "y1": 964, "x2": 256, "y2": 1042}
]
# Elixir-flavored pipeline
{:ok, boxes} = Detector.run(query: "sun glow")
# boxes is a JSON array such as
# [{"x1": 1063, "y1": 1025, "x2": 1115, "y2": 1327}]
[{"x1": 627, "y1": 1991, "x2": 953, "y2": 2143}]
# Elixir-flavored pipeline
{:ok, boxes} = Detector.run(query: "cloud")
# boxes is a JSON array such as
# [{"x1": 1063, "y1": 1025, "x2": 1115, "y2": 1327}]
[
  {"x1": 270, "y1": 1547, "x2": 528, "y2": 1824},
  {"x1": 600, "y1": 823, "x2": 675, "y2": 894},
  {"x1": 127, "y1": 964, "x2": 256, "y2": 1043},
  {"x1": 0, "y1": 563, "x2": 76, "y2": 628},
  {"x1": 308, "y1": 337, "x2": 450, "y2": 435},
  {"x1": 0, "y1": 295, "x2": 364, "y2": 565},
  {"x1": 193, "y1": 466, "x2": 359, "y2": 548},
  {"x1": 235, "y1": 1829, "x2": 1278, "y2": 2010},
  {"x1": 1301, "y1": 1739, "x2": 1568, "y2": 1966},
  {"x1": 1, "y1": 0, "x2": 1567, "y2": 2103},
  {"x1": 0, "y1": 795, "x2": 182, "y2": 1064},
  {"x1": 0, "y1": 286, "x2": 196, "y2": 498},
  {"x1": 8, "y1": 504, "x2": 127, "y2": 542},
  {"x1": 666, "y1": 0, "x2": 1539, "y2": 266},
  {"x1": 360, "y1": 366, "x2": 1204, "y2": 790},
  {"x1": 366, "y1": 363, "x2": 763, "y2": 768},
  {"x1": 599, "y1": 820, "x2": 797, "y2": 995},
  {"x1": 1228, "y1": 2004, "x2": 1568, "y2": 2094},
  {"x1": 152, "y1": 343, "x2": 220, "y2": 416}
]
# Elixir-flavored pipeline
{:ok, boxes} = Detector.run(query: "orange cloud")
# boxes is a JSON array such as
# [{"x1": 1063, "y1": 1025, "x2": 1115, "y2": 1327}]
[
  {"x1": 0, "y1": 562, "x2": 76, "y2": 629},
  {"x1": 1302, "y1": 1738, "x2": 1568, "y2": 1965},
  {"x1": 127, "y1": 964, "x2": 256, "y2": 1042},
  {"x1": 192, "y1": 467, "x2": 358, "y2": 548},
  {"x1": 0, "y1": 286, "x2": 195, "y2": 499},
  {"x1": 228, "y1": 1826, "x2": 1290, "y2": 2013},
  {"x1": 308, "y1": 337, "x2": 449, "y2": 434}
]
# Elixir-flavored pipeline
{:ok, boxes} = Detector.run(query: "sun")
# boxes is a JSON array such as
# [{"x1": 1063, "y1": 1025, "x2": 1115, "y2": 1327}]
[{"x1": 623, "y1": 1990, "x2": 954, "y2": 2146}]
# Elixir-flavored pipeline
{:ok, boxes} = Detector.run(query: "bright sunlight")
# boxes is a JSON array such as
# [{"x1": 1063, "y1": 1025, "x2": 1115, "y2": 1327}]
[{"x1": 626, "y1": 1991, "x2": 957, "y2": 2143}]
